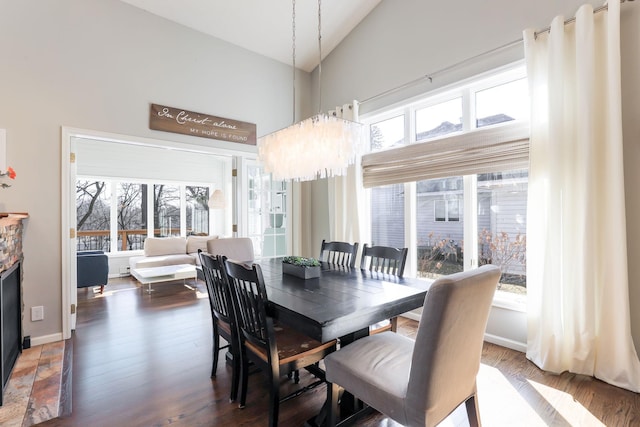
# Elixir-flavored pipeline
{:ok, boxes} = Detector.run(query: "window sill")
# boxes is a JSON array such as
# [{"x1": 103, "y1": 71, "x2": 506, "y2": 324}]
[{"x1": 492, "y1": 291, "x2": 526, "y2": 312}]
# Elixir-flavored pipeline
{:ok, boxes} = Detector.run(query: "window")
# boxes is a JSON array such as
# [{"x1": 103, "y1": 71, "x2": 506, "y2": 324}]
[
  {"x1": 370, "y1": 115, "x2": 405, "y2": 152},
  {"x1": 186, "y1": 186, "x2": 210, "y2": 235},
  {"x1": 76, "y1": 180, "x2": 111, "y2": 251},
  {"x1": 75, "y1": 137, "x2": 232, "y2": 252},
  {"x1": 365, "y1": 64, "x2": 528, "y2": 298},
  {"x1": 433, "y1": 198, "x2": 460, "y2": 222},
  {"x1": 371, "y1": 184, "x2": 405, "y2": 248},
  {"x1": 76, "y1": 179, "x2": 219, "y2": 253},
  {"x1": 477, "y1": 170, "x2": 528, "y2": 294},
  {"x1": 475, "y1": 78, "x2": 529, "y2": 127},
  {"x1": 415, "y1": 98, "x2": 463, "y2": 141},
  {"x1": 117, "y1": 183, "x2": 146, "y2": 251},
  {"x1": 154, "y1": 184, "x2": 181, "y2": 237},
  {"x1": 418, "y1": 177, "x2": 463, "y2": 278}
]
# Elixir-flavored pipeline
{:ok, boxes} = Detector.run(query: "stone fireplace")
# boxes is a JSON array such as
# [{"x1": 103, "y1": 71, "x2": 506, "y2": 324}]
[{"x1": 0, "y1": 213, "x2": 27, "y2": 406}]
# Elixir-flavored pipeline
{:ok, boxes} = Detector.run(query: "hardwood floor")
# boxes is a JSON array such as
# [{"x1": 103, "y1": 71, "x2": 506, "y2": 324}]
[{"x1": 40, "y1": 277, "x2": 640, "y2": 427}]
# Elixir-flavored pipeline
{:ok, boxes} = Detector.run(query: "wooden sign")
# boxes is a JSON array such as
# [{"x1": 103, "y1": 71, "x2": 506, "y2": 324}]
[{"x1": 149, "y1": 104, "x2": 256, "y2": 146}]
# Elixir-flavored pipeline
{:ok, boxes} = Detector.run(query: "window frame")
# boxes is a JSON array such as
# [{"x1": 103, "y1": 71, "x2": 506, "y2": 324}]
[
  {"x1": 361, "y1": 62, "x2": 528, "y2": 309},
  {"x1": 76, "y1": 175, "x2": 222, "y2": 254}
]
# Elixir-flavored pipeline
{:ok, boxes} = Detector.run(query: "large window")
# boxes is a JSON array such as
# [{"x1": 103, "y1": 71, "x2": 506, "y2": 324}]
[
  {"x1": 76, "y1": 179, "x2": 216, "y2": 253},
  {"x1": 365, "y1": 65, "x2": 528, "y2": 299}
]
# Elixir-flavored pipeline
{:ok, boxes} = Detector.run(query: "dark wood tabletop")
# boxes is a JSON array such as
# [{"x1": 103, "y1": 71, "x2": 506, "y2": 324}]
[{"x1": 258, "y1": 258, "x2": 432, "y2": 343}]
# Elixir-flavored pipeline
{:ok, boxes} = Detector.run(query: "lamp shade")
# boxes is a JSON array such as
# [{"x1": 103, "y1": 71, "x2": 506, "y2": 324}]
[
  {"x1": 258, "y1": 113, "x2": 363, "y2": 181},
  {"x1": 208, "y1": 189, "x2": 225, "y2": 209}
]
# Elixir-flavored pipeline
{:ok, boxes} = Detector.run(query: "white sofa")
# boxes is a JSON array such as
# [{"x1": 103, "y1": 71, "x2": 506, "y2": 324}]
[{"x1": 129, "y1": 235, "x2": 218, "y2": 271}]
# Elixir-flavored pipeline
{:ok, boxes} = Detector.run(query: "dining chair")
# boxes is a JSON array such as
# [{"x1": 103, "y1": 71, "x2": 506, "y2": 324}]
[
  {"x1": 324, "y1": 265, "x2": 501, "y2": 427},
  {"x1": 319, "y1": 240, "x2": 359, "y2": 268},
  {"x1": 198, "y1": 252, "x2": 241, "y2": 403},
  {"x1": 224, "y1": 258, "x2": 337, "y2": 427},
  {"x1": 360, "y1": 244, "x2": 408, "y2": 277},
  {"x1": 360, "y1": 244, "x2": 409, "y2": 333}
]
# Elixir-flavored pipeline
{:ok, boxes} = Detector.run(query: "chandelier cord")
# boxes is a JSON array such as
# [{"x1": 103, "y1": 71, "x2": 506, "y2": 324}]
[
  {"x1": 317, "y1": 0, "x2": 322, "y2": 115},
  {"x1": 292, "y1": 0, "x2": 296, "y2": 125}
]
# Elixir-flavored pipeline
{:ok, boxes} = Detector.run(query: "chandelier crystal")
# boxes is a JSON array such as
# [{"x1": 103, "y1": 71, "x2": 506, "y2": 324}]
[{"x1": 257, "y1": 0, "x2": 363, "y2": 182}]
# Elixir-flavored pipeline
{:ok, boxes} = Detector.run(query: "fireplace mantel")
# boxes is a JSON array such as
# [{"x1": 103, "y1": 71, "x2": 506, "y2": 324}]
[
  {"x1": 0, "y1": 213, "x2": 28, "y2": 275},
  {"x1": 0, "y1": 212, "x2": 28, "y2": 224}
]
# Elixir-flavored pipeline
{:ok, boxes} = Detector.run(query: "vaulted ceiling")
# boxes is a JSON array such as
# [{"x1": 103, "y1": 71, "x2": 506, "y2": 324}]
[{"x1": 119, "y1": 0, "x2": 382, "y2": 72}]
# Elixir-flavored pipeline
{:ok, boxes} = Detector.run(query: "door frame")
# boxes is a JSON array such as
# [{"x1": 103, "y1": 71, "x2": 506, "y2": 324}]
[{"x1": 61, "y1": 126, "x2": 257, "y2": 339}]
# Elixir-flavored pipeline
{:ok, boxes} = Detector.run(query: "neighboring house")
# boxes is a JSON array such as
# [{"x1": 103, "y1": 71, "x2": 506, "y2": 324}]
[{"x1": 372, "y1": 171, "x2": 527, "y2": 276}]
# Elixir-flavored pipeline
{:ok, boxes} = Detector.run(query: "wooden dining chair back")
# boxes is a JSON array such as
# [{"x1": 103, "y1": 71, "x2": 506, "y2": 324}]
[
  {"x1": 198, "y1": 251, "x2": 240, "y2": 402},
  {"x1": 359, "y1": 244, "x2": 409, "y2": 334},
  {"x1": 324, "y1": 265, "x2": 501, "y2": 427},
  {"x1": 224, "y1": 258, "x2": 337, "y2": 427},
  {"x1": 319, "y1": 239, "x2": 359, "y2": 268},
  {"x1": 360, "y1": 244, "x2": 408, "y2": 277}
]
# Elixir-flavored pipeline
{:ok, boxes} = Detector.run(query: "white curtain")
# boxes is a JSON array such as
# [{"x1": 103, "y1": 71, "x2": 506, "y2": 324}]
[
  {"x1": 525, "y1": 1, "x2": 640, "y2": 391},
  {"x1": 327, "y1": 101, "x2": 368, "y2": 251}
]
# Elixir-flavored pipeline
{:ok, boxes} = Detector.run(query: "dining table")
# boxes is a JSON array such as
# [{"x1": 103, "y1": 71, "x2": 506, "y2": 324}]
[
  {"x1": 257, "y1": 257, "x2": 433, "y2": 427},
  {"x1": 259, "y1": 257, "x2": 432, "y2": 344}
]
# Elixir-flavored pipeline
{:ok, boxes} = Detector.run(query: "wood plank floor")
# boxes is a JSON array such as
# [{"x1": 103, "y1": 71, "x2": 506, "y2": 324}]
[{"x1": 39, "y1": 277, "x2": 640, "y2": 427}]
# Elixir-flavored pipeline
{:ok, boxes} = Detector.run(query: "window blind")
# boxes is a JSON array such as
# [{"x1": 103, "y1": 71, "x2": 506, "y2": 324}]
[{"x1": 361, "y1": 121, "x2": 530, "y2": 188}]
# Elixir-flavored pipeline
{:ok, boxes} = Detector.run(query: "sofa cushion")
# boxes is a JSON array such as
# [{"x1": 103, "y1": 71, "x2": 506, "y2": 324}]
[
  {"x1": 144, "y1": 237, "x2": 186, "y2": 257},
  {"x1": 132, "y1": 254, "x2": 195, "y2": 269},
  {"x1": 186, "y1": 235, "x2": 218, "y2": 255},
  {"x1": 207, "y1": 237, "x2": 255, "y2": 262}
]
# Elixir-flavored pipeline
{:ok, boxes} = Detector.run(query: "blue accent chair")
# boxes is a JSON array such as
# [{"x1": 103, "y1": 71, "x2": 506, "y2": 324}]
[{"x1": 77, "y1": 250, "x2": 109, "y2": 294}]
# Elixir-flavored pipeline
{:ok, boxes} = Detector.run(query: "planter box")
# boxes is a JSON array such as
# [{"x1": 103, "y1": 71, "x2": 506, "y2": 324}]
[{"x1": 282, "y1": 263, "x2": 321, "y2": 279}]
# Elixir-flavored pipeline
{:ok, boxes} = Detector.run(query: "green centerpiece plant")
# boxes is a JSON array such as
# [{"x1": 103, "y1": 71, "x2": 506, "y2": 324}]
[{"x1": 282, "y1": 256, "x2": 321, "y2": 279}]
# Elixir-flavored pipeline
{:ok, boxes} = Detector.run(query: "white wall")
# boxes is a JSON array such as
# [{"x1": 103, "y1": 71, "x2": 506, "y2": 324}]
[
  {"x1": 621, "y1": 5, "x2": 640, "y2": 356},
  {"x1": 310, "y1": 0, "x2": 640, "y2": 351},
  {"x1": 0, "y1": 0, "x2": 310, "y2": 342}
]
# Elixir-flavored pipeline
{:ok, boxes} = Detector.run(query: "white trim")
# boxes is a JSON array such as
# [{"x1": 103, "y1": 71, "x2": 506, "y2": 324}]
[
  {"x1": 64, "y1": 127, "x2": 257, "y2": 159},
  {"x1": 401, "y1": 312, "x2": 527, "y2": 353},
  {"x1": 484, "y1": 333, "x2": 526, "y2": 353},
  {"x1": 492, "y1": 292, "x2": 527, "y2": 312},
  {"x1": 31, "y1": 333, "x2": 65, "y2": 347},
  {"x1": 61, "y1": 127, "x2": 74, "y2": 339}
]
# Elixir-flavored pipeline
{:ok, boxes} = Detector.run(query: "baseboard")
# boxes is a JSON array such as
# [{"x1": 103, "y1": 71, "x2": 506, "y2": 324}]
[
  {"x1": 484, "y1": 333, "x2": 526, "y2": 353},
  {"x1": 400, "y1": 313, "x2": 527, "y2": 353},
  {"x1": 31, "y1": 333, "x2": 64, "y2": 347},
  {"x1": 400, "y1": 312, "x2": 421, "y2": 322}
]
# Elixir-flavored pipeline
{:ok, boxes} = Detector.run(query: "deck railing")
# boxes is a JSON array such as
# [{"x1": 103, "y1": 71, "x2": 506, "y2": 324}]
[{"x1": 76, "y1": 229, "x2": 182, "y2": 252}]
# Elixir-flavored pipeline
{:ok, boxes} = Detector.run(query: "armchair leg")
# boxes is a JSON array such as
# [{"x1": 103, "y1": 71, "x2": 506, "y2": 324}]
[{"x1": 100, "y1": 285, "x2": 104, "y2": 294}]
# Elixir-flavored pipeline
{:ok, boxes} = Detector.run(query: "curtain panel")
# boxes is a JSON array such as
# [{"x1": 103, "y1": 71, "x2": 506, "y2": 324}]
[
  {"x1": 525, "y1": 0, "x2": 640, "y2": 392},
  {"x1": 361, "y1": 121, "x2": 529, "y2": 188},
  {"x1": 327, "y1": 101, "x2": 368, "y2": 249}
]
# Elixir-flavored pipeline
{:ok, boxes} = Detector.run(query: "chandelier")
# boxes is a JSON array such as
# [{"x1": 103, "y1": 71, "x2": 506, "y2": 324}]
[{"x1": 257, "y1": 0, "x2": 363, "y2": 182}]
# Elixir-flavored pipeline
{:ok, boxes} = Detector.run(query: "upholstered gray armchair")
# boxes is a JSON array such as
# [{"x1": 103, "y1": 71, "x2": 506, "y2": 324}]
[
  {"x1": 77, "y1": 250, "x2": 109, "y2": 294},
  {"x1": 324, "y1": 265, "x2": 501, "y2": 427}
]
